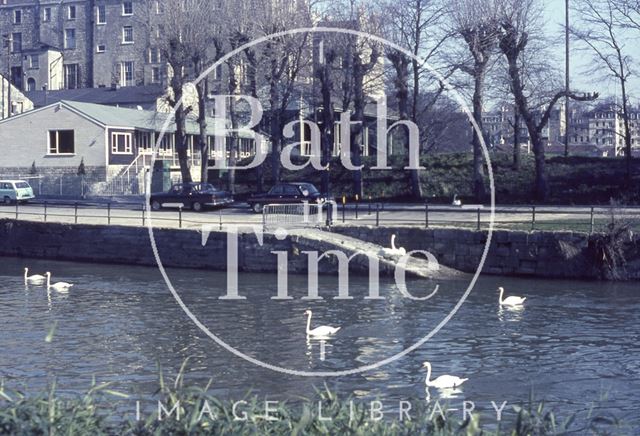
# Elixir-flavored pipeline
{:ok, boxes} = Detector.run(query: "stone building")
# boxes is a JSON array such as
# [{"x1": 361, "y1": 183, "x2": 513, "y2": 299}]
[
  {"x1": 1, "y1": 73, "x2": 33, "y2": 118},
  {"x1": 0, "y1": 0, "x2": 164, "y2": 91}
]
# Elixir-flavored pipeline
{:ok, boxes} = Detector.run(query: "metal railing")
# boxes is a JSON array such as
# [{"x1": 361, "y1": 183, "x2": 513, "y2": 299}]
[{"x1": 1, "y1": 200, "x2": 638, "y2": 233}]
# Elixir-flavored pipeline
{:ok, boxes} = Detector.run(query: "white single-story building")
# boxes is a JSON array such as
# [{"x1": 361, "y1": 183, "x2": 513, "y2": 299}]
[{"x1": 0, "y1": 100, "x2": 259, "y2": 194}]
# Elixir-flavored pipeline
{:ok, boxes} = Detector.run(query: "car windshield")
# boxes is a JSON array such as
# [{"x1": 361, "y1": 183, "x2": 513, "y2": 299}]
[
  {"x1": 198, "y1": 184, "x2": 218, "y2": 193},
  {"x1": 14, "y1": 182, "x2": 30, "y2": 189}
]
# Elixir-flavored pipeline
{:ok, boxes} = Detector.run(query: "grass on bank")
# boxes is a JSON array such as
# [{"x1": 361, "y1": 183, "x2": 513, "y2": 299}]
[
  {"x1": 231, "y1": 153, "x2": 640, "y2": 205},
  {"x1": 0, "y1": 374, "x2": 629, "y2": 435}
]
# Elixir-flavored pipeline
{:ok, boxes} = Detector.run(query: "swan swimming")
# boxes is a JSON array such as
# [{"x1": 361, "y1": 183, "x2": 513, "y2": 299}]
[
  {"x1": 304, "y1": 310, "x2": 340, "y2": 337},
  {"x1": 452, "y1": 194, "x2": 462, "y2": 207},
  {"x1": 377, "y1": 234, "x2": 406, "y2": 257},
  {"x1": 423, "y1": 361, "x2": 468, "y2": 389},
  {"x1": 24, "y1": 268, "x2": 46, "y2": 285},
  {"x1": 46, "y1": 272, "x2": 73, "y2": 293},
  {"x1": 498, "y1": 287, "x2": 526, "y2": 306}
]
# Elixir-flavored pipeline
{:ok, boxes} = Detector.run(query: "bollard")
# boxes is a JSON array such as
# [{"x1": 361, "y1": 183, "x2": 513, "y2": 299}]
[
  {"x1": 425, "y1": 202, "x2": 429, "y2": 229},
  {"x1": 531, "y1": 206, "x2": 536, "y2": 230},
  {"x1": 219, "y1": 209, "x2": 223, "y2": 231},
  {"x1": 107, "y1": 202, "x2": 111, "y2": 225},
  {"x1": 178, "y1": 207, "x2": 182, "y2": 228},
  {"x1": 44, "y1": 201, "x2": 47, "y2": 222},
  {"x1": 590, "y1": 207, "x2": 595, "y2": 233},
  {"x1": 368, "y1": 196, "x2": 372, "y2": 215},
  {"x1": 74, "y1": 202, "x2": 78, "y2": 224},
  {"x1": 142, "y1": 204, "x2": 145, "y2": 226},
  {"x1": 476, "y1": 207, "x2": 481, "y2": 230},
  {"x1": 376, "y1": 203, "x2": 380, "y2": 227},
  {"x1": 341, "y1": 195, "x2": 346, "y2": 223}
]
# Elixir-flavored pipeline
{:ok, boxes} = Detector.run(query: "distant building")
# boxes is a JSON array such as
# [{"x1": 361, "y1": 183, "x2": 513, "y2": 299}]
[
  {"x1": 25, "y1": 83, "x2": 163, "y2": 109},
  {"x1": 1, "y1": 73, "x2": 33, "y2": 118}
]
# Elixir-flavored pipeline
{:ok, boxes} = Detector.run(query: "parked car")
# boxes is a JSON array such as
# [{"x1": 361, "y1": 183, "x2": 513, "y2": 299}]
[
  {"x1": 247, "y1": 182, "x2": 324, "y2": 213},
  {"x1": 0, "y1": 180, "x2": 35, "y2": 204},
  {"x1": 149, "y1": 183, "x2": 233, "y2": 212}
]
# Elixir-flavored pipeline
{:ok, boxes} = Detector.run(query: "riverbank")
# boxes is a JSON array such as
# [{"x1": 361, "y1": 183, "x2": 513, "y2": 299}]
[{"x1": 1, "y1": 219, "x2": 638, "y2": 280}]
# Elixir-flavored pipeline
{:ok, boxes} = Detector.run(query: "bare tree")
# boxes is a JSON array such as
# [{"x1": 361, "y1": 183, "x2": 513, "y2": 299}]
[
  {"x1": 449, "y1": 0, "x2": 500, "y2": 202},
  {"x1": 571, "y1": 0, "x2": 635, "y2": 186},
  {"x1": 383, "y1": 0, "x2": 450, "y2": 199},
  {"x1": 498, "y1": 0, "x2": 599, "y2": 201}
]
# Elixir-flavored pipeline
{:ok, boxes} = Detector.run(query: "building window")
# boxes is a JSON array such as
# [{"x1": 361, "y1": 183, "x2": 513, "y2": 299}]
[
  {"x1": 64, "y1": 28, "x2": 76, "y2": 49},
  {"x1": 48, "y1": 130, "x2": 75, "y2": 154},
  {"x1": 10, "y1": 33, "x2": 21, "y2": 52},
  {"x1": 122, "y1": 1, "x2": 133, "y2": 15},
  {"x1": 96, "y1": 44, "x2": 106, "y2": 53},
  {"x1": 148, "y1": 47, "x2": 160, "y2": 63},
  {"x1": 122, "y1": 26, "x2": 133, "y2": 44},
  {"x1": 29, "y1": 54, "x2": 39, "y2": 69},
  {"x1": 119, "y1": 61, "x2": 134, "y2": 86},
  {"x1": 68, "y1": 5, "x2": 76, "y2": 20},
  {"x1": 64, "y1": 64, "x2": 79, "y2": 89},
  {"x1": 13, "y1": 9, "x2": 22, "y2": 24},
  {"x1": 27, "y1": 77, "x2": 36, "y2": 91},
  {"x1": 151, "y1": 66, "x2": 161, "y2": 83},
  {"x1": 112, "y1": 132, "x2": 132, "y2": 154},
  {"x1": 43, "y1": 7, "x2": 51, "y2": 22},
  {"x1": 96, "y1": 5, "x2": 106, "y2": 24}
]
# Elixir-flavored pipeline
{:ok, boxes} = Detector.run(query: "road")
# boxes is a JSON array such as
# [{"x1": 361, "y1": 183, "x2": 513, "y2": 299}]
[{"x1": 1, "y1": 200, "x2": 637, "y2": 232}]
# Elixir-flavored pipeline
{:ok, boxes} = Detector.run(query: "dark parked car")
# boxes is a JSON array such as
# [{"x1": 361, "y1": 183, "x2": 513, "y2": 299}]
[
  {"x1": 247, "y1": 182, "x2": 324, "y2": 213},
  {"x1": 150, "y1": 183, "x2": 233, "y2": 212}
]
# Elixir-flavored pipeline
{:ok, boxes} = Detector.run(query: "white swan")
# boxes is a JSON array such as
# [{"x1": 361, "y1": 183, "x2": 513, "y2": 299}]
[
  {"x1": 452, "y1": 194, "x2": 462, "y2": 206},
  {"x1": 377, "y1": 234, "x2": 406, "y2": 257},
  {"x1": 46, "y1": 272, "x2": 73, "y2": 293},
  {"x1": 24, "y1": 267, "x2": 46, "y2": 285},
  {"x1": 498, "y1": 287, "x2": 526, "y2": 306},
  {"x1": 423, "y1": 361, "x2": 468, "y2": 389},
  {"x1": 304, "y1": 310, "x2": 340, "y2": 337}
]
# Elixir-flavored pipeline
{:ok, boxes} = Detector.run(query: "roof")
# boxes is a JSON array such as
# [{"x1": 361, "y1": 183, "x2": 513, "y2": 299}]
[
  {"x1": 26, "y1": 85, "x2": 164, "y2": 109},
  {"x1": 0, "y1": 100, "x2": 253, "y2": 138}
]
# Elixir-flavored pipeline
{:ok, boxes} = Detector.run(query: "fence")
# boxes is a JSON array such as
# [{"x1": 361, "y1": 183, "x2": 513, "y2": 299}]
[
  {"x1": 0, "y1": 200, "x2": 638, "y2": 233},
  {"x1": 262, "y1": 202, "x2": 335, "y2": 230}
]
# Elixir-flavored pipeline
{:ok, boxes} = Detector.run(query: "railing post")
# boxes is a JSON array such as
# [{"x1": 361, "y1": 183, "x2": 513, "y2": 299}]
[
  {"x1": 531, "y1": 206, "x2": 536, "y2": 231},
  {"x1": 425, "y1": 201, "x2": 429, "y2": 229},
  {"x1": 44, "y1": 201, "x2": 47, "y2": 222},
  {"x1": 107, "y1": 202, "x2": 111, "y2": 225},
  {"x1": 342, "y1": 202, "x2": 346, "y2": 223},
  {"x1": 376, "y1": 203, "x2": 380, "y2": 227},
  {"x1": 142, "y1": 204, "x2": 145, "y2": 226},
  {"x1": 262, "y1": 206, "x2": 267, "y2": 232},
  {"x1": 590, "y1": 207, "x2": 595, "y2": 234},
  {"x1": 178, "y1": 207, "x2": 182, "y2": 228},
  {"x1": 476, "y1": 207, "x2": 481, "y2": 230},
  {"x1": 74, "y1": 202, "x2": 78, "y2": 224},
  {"x1": 355, "y1": 201, "x2": 359, "y2": 220},
  {"x1": 219, "y1": 209, "x2": 223, "y2": 231},
  {"x1": 15, "y1": 201, "x2": 19, "y2": 219}
]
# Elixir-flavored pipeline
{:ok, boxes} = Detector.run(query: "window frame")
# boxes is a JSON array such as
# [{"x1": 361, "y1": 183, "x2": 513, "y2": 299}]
[
  {"x1": 111, "y1": 132, "x2": 133, "y2": 154},
  {"x1": 43, "y1": 7, "x2": 51, "y2": 22},
  {"x1": 29, "y1": 54, "x2": 39, "y2": 69},
  {"x1": 64, "y1": 28, "x2": 76, "y2": 49},
  {"x1": 96, "y1": 5, "x2": 106, "y2": 24},
  {"x1": 48, "y1": 130, "x2": 76, "y2": 155},
  {"x1": 122, "y1": 1, "x2": 133, "y2": 16},
  {"x1": 119, "y1": 61, "x2": 134, "y2": 86},
  {"x1": 67, "y1": 5, "x2": 76, "y2": 20},
  {"x1": 122, "y1": 26, "x2": 134, "y2": 44},
  {"x1": 13, "y1": 9, "x2": 21, "y2": 24},
  {"x1": 96, "y1": 44, "x2": 106, "y2": 53},
  {"x1": 10, "y1": 32, "x2": 21, "y2": 53}
]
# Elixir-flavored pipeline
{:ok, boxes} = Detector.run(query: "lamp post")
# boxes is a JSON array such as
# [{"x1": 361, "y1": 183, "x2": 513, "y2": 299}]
[{"x1": 564, "y1": 0, "x2": 570, "y2": 157}]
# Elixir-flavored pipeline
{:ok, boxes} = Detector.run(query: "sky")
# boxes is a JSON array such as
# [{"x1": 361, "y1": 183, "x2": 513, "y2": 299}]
[{"x1": 543, "y1": 0, "x2": 640, "y2": 104}]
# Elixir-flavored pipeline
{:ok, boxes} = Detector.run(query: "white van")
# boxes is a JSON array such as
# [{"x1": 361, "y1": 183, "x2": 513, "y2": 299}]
[{"x1": 0, "y1": 180, "x2": 35, "y2": 204}]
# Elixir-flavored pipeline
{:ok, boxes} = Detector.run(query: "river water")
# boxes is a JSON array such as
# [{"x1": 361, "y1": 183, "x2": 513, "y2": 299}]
[{"x1": 0, "y1": 256, "x2": 638, "y2": 428}]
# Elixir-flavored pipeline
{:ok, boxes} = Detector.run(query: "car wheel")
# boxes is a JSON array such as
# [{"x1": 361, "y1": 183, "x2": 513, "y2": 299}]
[
  {"x1": 3, "y1": 196, "x2": 11, "y2": 205},
  {"x1": 252, "y1": 203, "x2": 263, "y2": 213},
  {"x1": 192, "y1": 201, "x2": 203, "y2": 212},
  {"x1": 151, "y1": 200, "x2": 162, "y2": 211}
]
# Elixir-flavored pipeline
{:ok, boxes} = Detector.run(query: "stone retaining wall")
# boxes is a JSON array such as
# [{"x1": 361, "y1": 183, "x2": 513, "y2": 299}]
[{"x1": 332, "y1": 226, "x2": 640, "y2": 280}]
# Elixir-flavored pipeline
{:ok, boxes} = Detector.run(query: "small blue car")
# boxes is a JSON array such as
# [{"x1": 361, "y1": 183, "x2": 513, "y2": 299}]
[{"x1": 0, "y1": 180, "x2": 35, "y2": 204}]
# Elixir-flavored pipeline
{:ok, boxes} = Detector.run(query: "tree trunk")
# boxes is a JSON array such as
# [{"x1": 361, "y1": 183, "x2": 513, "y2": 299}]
[
  {"x1": 513, "y1": 104, "x2": 521, "y2": 170},
  {"x1": 531, "y1": 131, "x2": 547, "y2": 201},
  {"x1": 318, "y1": 56, "x2": 334, "y2": 197},
  {"x1": 620, "y1": 79, "x2": 632, "y2": 186},
  {"x1": 351, "y1": 62, "x2": 365, "y2": 199},
  {"x1": 172, "y1": 74, "x2": 192, "y2": 184},
  {"x1": 227, "y1": 70, "x2": 239, "y2": 194},
  {"x1": 197, "y1": 78, "x2": 209, "y2": 184},
  {"x1": 472, "y1": 70, "x2": 487, "y2": 202}
]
